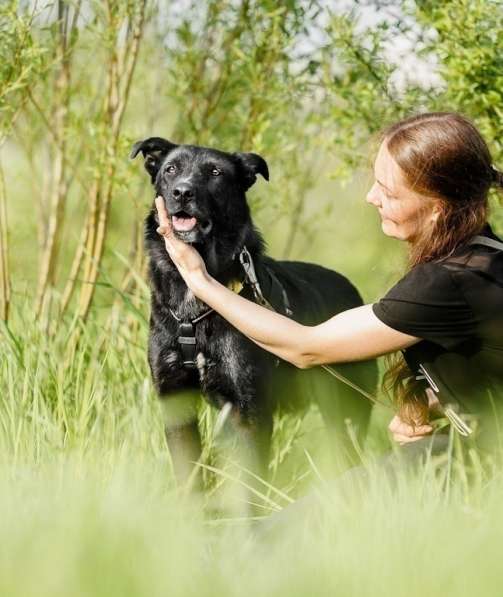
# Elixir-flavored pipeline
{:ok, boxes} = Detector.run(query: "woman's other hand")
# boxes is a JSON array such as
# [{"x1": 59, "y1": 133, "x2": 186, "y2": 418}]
[
  {"x1": 155, "y1": 196, "x2": 209, "y2": 291},
  {"x1": 388, "y1": 414, "x2": 433, "y2": 445}
]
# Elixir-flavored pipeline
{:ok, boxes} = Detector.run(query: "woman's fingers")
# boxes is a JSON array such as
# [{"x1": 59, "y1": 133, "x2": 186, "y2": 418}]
[
  {"x1": 154, "y1": 196, "x2": 179, "y2": 253},
  {"x1": 155, "y1": 196, "x2": 171, "y2": 228},
  {"x1": 388, "y1": 415, "x2": 433, "y2": 444},
  {"x1": 152, "y1": 195, "x2": 206, "y2": 283}
]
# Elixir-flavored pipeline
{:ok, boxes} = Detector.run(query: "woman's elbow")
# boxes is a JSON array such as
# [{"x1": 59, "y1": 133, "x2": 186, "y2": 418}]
[
  {"x1": 291, "y1": 351, "x2": 318, "y2": 370},
  {"x1": 286, "y1": 325, "x2": 320, "y2": 369}
]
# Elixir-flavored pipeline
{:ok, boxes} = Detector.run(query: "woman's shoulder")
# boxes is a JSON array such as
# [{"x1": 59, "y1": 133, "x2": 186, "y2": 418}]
[
  {"x1": 372, "y1": 225, "x2": 503, "y2": 348},
  {"x1": 439, "y1": 224, "x2": 503, "y2": 282},
  {"x1": 372, "y1": 261, "x2": 473, "y2": 349},
  {"x1": 391, "y1": 223, "x2": 503, "y2": 297},
  {"x1": 381, "y1": 260, "x2": 460, "y2": 304}
]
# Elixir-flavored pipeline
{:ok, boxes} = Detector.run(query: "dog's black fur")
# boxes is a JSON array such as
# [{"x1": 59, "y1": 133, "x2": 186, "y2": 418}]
[{"x1": 131, "y1": 137, "x2": 377, "y2": 483}]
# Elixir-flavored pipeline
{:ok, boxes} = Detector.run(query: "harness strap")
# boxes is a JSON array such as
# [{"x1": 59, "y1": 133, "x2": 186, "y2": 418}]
[
  {"x1": 178, "y1": 322, "x2": 197, "y2": 368},
  {"x1": 167, "y1": 247, "x2": 383, "y2": 408},
  {"x1": 169, "y1": 306, "x2": 214, "y2": 369},
  {"x1": 266, "y1": 267, "x2": 293, "y2": 317},
  {"x1": 469, "y1": 235, "x2": 503, "y2": 251}
]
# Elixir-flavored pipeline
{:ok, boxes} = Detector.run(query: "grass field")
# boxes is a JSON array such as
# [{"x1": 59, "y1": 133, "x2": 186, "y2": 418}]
[
  {"x1": 2, "y1": 299, "x2": 503, "y2": 597},
  {"x1": 2, "y1": 167, "x2": 503, "y2": 596}
]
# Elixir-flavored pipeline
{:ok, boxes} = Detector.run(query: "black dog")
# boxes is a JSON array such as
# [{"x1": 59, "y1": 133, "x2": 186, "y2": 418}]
[{"x1": 131, "y1": 137, "x2": 377, "y2": 484}]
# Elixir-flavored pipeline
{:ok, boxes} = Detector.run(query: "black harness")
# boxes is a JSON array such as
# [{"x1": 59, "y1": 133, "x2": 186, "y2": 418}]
[
  {"x1": 168, "y1": 306, "x2": 215, "y2": 369},
  {"x1": 169, "y1": 246, "x2": 292, "y2": 369}
]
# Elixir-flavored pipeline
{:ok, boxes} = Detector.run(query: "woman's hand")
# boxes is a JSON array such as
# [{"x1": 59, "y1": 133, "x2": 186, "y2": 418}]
[
  {"x1": 388, "y1": 414, "x2": 433, "y2": 445},
  {"x1": 154, "y1": 196, "x2": 209, "y2": 292}
]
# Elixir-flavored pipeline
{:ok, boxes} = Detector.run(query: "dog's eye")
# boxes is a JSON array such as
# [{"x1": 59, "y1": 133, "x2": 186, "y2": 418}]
[
  {"x1": 165, "y1": 165, "x2": 176, "y2": 175},
  {"x1": 211, "y1": 167, "x2": 222, "y2": 176}
]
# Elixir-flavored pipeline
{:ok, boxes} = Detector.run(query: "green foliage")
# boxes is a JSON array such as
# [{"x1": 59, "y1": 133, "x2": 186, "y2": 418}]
[
  {"x1": 416, "y1": 0, "x2": 503, "y2": 228},
  {"x1": 417, "y1": 0, "x2": 503, "y2": 157},
  {"x1": 318, "y1": 9, "x2": 427, "y2": 178},
  {"x1": 316, "y1": 0, "x2": 503, "y2": 230},
  {"x1": 0, "y1": 2, "x2": 48, "y2": 138}
]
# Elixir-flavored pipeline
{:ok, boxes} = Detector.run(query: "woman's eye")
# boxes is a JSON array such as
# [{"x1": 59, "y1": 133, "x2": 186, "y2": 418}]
[
  {"x1": 166, "y1": 165, "x2": 176, "y2": 174},
  {"x1": 211, "y1": 167, "x2": 221, "y2": 176}
]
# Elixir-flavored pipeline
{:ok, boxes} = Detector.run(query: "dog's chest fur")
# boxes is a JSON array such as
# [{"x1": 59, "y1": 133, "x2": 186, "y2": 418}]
[{"x1": 145, "y1": 215, "x2": 272, "y2": 418}]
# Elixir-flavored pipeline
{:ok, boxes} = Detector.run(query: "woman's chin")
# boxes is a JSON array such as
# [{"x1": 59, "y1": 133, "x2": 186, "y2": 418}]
[
  {"x1": 381, "y1": 220, "x2": 411, "y2": 242},
  {"x1": 381, "y1": 220, "x2": 400, "y2": 239}
]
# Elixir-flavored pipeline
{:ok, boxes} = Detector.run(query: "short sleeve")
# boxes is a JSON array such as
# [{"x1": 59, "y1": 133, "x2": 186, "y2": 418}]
[{"x1": 372, "y1": 262, "x2": 476, "y2": 349}]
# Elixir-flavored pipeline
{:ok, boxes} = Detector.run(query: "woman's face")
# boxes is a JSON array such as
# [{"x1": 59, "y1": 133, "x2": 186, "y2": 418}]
[{"x1": 366, "y1": 141, "x2": 440, "y2": 242}]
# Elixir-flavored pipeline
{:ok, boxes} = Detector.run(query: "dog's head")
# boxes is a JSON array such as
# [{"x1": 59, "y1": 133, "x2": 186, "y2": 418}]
[{"x1": 131, "y1": 137, "x2": 269, "y2": 245}]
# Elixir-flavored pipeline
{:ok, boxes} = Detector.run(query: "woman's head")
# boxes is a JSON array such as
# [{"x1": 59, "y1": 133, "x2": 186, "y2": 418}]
[{"x1": 367, "y1": 112, "x2": 502, "y2": 265}]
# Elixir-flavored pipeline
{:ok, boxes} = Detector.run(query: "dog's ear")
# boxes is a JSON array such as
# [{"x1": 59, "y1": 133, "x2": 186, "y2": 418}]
[
  {"x1": 130, "y1": 137, "x2": 177, "y2": 182},
  {"x1": 233, "y1": 152, "x2": 269, "y2": 190}
]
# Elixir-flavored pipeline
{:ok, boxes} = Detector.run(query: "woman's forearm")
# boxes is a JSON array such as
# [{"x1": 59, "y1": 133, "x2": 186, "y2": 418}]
[
  {"x1": 192, "y1": 272, "x2": 309, "y2": 367},
  {"x1": 191, "y1": 271, "x2": 420, "y2": 368}
]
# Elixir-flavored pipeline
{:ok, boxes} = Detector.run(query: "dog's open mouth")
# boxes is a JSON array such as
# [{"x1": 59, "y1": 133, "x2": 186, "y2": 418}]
[
  {"x1": 172, "y1": 211, "x2": 197, "y2": 232},
  {"x1": 170, "y1": 211, "x2": 213, "y2": 235}
]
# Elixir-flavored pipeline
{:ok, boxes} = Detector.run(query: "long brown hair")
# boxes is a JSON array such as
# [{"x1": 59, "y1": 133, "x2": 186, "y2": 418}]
[{"x1": 380, "y1": 112, "x2": 503, "y2": 424}]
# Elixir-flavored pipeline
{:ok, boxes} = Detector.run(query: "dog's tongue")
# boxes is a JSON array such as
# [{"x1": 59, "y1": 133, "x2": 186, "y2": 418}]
[{"x1": 172, "y1": 215, "x2": 197, "y2": 231}]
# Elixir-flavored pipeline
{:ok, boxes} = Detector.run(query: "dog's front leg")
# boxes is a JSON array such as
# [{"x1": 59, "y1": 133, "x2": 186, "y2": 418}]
[
  {"x1": 161, "y1": 391, "x2": 202, "y2": 489},
  {"x1": 230, "y1": 408, "x2": 274, "y2": 483}
]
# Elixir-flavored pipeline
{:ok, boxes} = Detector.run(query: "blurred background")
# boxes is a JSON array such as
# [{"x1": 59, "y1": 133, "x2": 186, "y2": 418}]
[
  {"x1": 2, "y1": 0, "x2": 501, "y2": 325},
  {"x1": 0, "y1": 2, "x2": 502, "y2": 595}
]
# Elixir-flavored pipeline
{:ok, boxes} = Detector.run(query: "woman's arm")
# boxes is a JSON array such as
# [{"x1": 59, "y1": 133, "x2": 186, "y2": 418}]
[
  {"x1": 154, "y1": 197, "x2": 420, "y2": 368},
  {"x1": 191, "y1": 275, "x2": 419, "y2": 367}
]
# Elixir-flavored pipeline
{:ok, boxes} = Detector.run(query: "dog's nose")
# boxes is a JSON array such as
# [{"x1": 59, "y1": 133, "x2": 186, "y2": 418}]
[{"x1": 173, "y1": 183, "x2": 195, "y2": 202}]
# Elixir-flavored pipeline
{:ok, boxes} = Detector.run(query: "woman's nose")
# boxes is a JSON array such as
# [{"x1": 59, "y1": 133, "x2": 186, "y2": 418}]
[{"x1": 366, "y1": 183, "x2": 381, "y2": 207}]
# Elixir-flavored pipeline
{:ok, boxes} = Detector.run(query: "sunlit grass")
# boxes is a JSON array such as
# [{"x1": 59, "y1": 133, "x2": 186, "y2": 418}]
[{"x1": 2, "y1": 299, "x2": 503, "y2": 596}]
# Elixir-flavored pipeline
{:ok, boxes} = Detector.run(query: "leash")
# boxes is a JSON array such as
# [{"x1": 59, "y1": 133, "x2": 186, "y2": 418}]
[
  {"x1": 320, "y1": 364, "x2": 389, "y2": 408},
  {"x1": 416, "y1": 366, "x2": 473, "y2": 437}
]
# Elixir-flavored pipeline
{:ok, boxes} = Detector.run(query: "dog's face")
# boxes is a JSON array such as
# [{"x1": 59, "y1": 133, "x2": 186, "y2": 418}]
[{"x1": 131, "y1": 137, "x2": 269, "y2": 244}]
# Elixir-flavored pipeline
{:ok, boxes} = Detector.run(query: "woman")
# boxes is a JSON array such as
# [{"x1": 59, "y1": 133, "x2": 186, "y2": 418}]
[{"x1": 154, "y1": 112, "x2": 503, "y2": 444}]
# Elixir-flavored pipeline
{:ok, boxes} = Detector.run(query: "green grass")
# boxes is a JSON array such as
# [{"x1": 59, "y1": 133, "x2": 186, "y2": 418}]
[
  {"x1": 2, "y1": 162, "x2": 503, "y2": 596},
  {"x1": 2, "y1": 300, "x2": 503, "y2": 597}
]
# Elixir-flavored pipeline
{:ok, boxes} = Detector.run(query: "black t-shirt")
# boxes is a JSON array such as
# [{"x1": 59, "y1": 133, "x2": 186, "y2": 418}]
[{"x1": 372, "y1": 225, "x2": 503, "y2": 412}]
